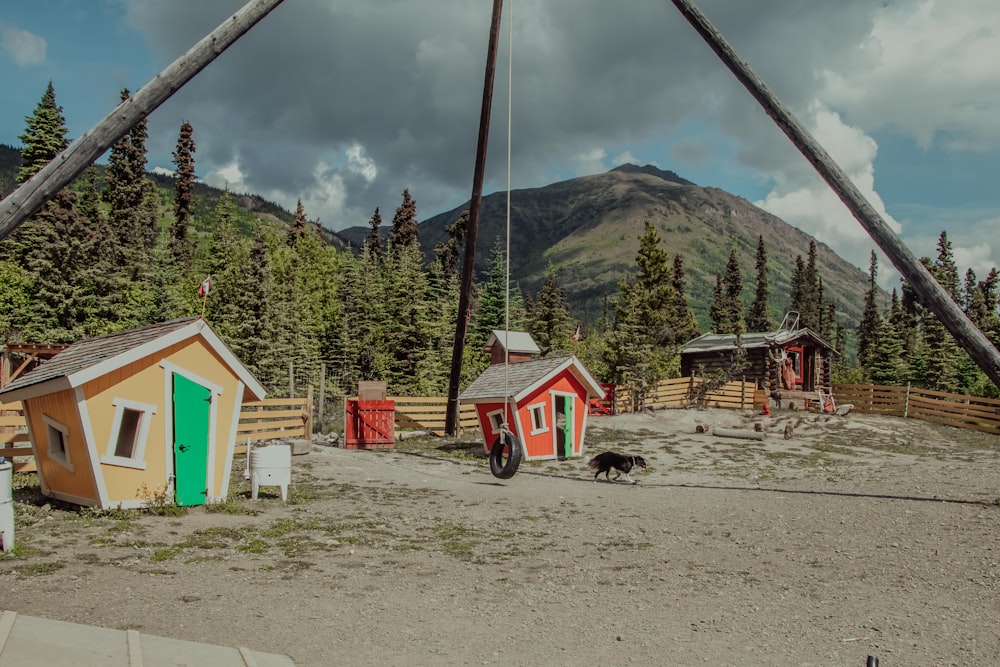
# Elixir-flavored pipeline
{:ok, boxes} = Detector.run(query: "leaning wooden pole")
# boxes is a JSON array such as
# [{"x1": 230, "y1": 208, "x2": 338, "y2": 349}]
[
  {"x1": 445, "y1": 0, "x2": 504, "y2": 437},
  {"x1": 0, "y1": 0, "x2": 286, "y2": 241},
  {"x1": 670, "y1": 0, "x2": 1000, "y2": 389}
]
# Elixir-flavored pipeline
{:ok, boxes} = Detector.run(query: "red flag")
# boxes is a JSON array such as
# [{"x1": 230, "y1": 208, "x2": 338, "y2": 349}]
[
  {"x1": 198, "y1": 276, "x2": 212, "y2": 297},
  {"x1": 571, "y1": 324, "x2": 581, "y2": 341}
]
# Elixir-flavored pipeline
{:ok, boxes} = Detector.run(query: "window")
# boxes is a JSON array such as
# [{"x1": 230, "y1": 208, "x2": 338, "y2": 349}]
[
  {"x1": 42, "y1": 415, "x2": 73, "y2": 472},
  {"x1": 102, "y1": 399, "x2": 156, "y2": 470},
  {"x1": 487, "y1": 409, "x2": 506, "y2": 435},
  {"x1": 528, "y1": 402, "x2": 548, "y2": 435}
]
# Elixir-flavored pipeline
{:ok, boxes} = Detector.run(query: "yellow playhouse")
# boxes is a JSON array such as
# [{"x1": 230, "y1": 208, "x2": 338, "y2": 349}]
[{"x1": 0, "y1": 317, "x2": 266, "y2": 508}]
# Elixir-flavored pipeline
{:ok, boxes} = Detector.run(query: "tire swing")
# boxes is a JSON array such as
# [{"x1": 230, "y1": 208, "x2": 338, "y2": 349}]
[{"x1": 489, "y1": 430, "x2": 522, "y2": 479}]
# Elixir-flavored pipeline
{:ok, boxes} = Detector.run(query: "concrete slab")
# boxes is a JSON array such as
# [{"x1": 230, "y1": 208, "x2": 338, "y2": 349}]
[{"x1": 0, "y1": 610, "x2": 295, "y2": 667}]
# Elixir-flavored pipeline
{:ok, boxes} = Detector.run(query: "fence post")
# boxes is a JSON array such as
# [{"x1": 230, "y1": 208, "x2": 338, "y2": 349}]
[
  {"x1": 318, "y1": 363, "x2": 326, "y2": 430},
  {"x1": 903, "y1": 381, "x2": 911, "y2": 418},
  {"x1": 288, "y1": 360, "x2": 294, "y2": 398},
  {"x1": 304, "y1": 385, "x2": 314, "y2": 436}
]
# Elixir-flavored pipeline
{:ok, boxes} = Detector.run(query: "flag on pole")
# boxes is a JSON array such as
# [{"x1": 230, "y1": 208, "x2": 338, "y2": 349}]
[
  {"x1": 198, "y1": 276, "x2": 212, "y2": 297},
  {"x1": 571, "y1": 323, "x2": 581, "y2": 341}
]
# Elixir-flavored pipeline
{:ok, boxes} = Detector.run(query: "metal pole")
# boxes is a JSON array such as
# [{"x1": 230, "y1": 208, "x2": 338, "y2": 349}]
[
  {"x1": 670, "y1": 0, "x2": 1000, "y2": 390},
  {"x1": 445, "y1": 0, "x2": 504, "y2": 436},
  {"x1": 0, "y1": 0, "x2": 286, "y2": 240}
]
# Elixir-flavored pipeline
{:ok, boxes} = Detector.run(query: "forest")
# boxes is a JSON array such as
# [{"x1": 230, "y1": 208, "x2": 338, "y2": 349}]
[{"x1": 3, "y1": 82, "x2": 1000, "y2": 401}]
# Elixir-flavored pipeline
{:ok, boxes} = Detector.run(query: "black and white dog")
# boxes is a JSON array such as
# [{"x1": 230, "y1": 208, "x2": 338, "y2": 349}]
[{"x1": 587, "y1": 451, "x2": 647, "y2": 484}]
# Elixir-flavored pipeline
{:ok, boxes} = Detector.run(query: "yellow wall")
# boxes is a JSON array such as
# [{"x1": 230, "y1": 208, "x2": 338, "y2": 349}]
[
  {"x1": 82, "y1": 337, "x2": 242, "y2": 505},
  {"x1": 24, "y1": 390, "x2": 99, "y2": 503}
]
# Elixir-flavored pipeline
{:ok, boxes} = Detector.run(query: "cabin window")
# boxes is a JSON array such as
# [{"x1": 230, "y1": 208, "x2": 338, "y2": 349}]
[
  {"x1": 528, "y1": 402, "x2": 548, "y2": 435},
  {"x1": 102, "y1": 399, "x2": 157, "y2": 470},
  {"x1": 486, "y1": 409, "x2": 506, "y2": 435},
  {"x1": 42, "y1": 415, "x2": 73, "y2": 472}
]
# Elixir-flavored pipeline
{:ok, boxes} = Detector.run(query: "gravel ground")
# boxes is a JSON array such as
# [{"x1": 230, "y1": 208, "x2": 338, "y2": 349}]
[{"x1": 2, "y1": 406, "x2": 999, "y2": 666}]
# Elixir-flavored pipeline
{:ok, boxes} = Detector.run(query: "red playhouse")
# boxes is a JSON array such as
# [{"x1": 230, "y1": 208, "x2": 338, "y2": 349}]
[{"x1": 460, "y1": 332, "x2": 604, "y2": 460}]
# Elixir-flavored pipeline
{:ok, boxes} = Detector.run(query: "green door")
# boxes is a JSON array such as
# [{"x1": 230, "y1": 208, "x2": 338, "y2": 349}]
[
  {"x1": 172, "y1": 373, "x2": 211, "y2": 506},
  {"x1": 562, "y1": 398, "x2": 574, "y2": 456}
]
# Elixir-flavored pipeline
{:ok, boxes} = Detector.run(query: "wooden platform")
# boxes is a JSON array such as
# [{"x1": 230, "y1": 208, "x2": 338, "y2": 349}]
[{"x1": 0, "y1": 610, "x2": 295, "y2": 667}]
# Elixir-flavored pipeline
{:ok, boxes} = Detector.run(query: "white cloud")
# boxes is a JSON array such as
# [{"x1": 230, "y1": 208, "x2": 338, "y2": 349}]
[
  {"x1": 1, "y1": 26, "x2": 46, "y2": 66},
  {"x1": 202, "y1": 161, "x2": 248, "y2": 193},
  {"x1": 345, "y1": 143, "x2": 377, "y2": 183}
]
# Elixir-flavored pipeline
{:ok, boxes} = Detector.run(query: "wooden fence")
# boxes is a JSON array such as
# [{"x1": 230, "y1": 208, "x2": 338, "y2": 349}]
[
  {"x1": 0, "y1": 401, "x2": 34, "y2": 472},
  {"x1": 833, "y1": 383, "x2": 1000, "y2": 435},
  {"x1": 235, "y1": 388, "x2": 313, "y2": 453},
  {"x1": 390, "y1": 396, "x2": 478, "y2": 435},
  {"x1": 614, "y1": 377, "x2": 763, "y2": 413}
]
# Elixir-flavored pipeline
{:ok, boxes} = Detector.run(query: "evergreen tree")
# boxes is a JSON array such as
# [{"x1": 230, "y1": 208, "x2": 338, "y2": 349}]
[
  {"x1": 434, "y1": 210, "x2": 468, "y2": 281},
  {"x1": 670, "y1": 254, "x2": 700, "y2": 344},
  {"x1": 2, "y1": 82, "x2": 71, "y2": 263},
  {"x1": 602, "y1": 221, "x2": 678, "y2": 390},
  {"x1": 16, "y1": 81, "x2": 69, "y2": 184},
  {"x1": 169, "y1": 121, "x2": 196, "y2": 269},
  {"x1": 869, "y1": 314, "x2": 908, "y2": 385},
  {"x1": 388, "y1": 188, "x2": 418, "y2": 254},
  {"x1": 745, "y1": 235, "x2": 774, "y2": 332},
  {"x1": 932, "y1": 231, "x2": 960, "y2": 298},
  {"x1": 471, "y1": 237, "x2": 528, "y2": 344},
  {"x1": 710, "y1": 250, "x2": 743, "y2": 334},
  {"x1": 528, "y1": 265, "x2": 574, "y2": 356},
  {"x1": 288, "y1": 199, "x2": 308, "y2": 247},
  {"x1": 800, "y1": 241, "x2": 821, "y2": 330},
  {"x1": 788, "y1": 254, "x2": 806, "y2": 324},
  {"x1": 366, "y1": 207, "x2": 383, "y2": 261},
  {"x1": 104, "y1": 89, "x2": 156, "y2": 283},
  {"x1": 857, "y1": 250, "x2": 881, "y2": 373}
]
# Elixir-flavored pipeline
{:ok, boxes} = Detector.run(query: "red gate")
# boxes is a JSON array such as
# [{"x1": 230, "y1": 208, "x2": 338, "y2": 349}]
[
  {"x1": 588, "y1": 383, "x2": 615, "y2": 416},
  {"x1": 344, "y1": 399, "x2": 395, "y2": 449}
]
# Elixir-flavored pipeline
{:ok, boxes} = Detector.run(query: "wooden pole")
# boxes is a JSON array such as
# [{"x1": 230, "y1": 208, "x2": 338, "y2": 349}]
[
  {"x1": 670, "y1": 0, "x2": 1000, "y2": 390},
  {"x1": 445, "y1": 0, "x2": 504, "y2": 436},
  {"x1": 0, "y1": 0, "x2": 286, "y2": 241},
  {"x1": 318, "y1": 362, "x2": 326, "y2": 430}
]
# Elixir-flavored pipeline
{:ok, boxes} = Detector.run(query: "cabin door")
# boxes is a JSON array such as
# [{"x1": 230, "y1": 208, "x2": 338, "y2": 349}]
[
  {"x1": 172, "y1": 373, "x2": 211, "y2": 506},
  {"x1": 554, "y1": 395, "x2": 574, "y2": 458}
]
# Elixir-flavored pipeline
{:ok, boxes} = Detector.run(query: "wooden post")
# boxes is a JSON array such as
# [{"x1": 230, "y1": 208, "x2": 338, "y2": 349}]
[
  {"x1": 303, "y1": 385, "x2": 314, "y2": 436},
  {"x1": 0, "y1": 0, "x2": 286, "y2": 241},
  {"x1": 288, "y1": 360, "x2": 294, "y2": 398},
  {"x1": 317, "y1": 363, "x2": 326, "y2": 430},
  {"x1": 670, "y1": 0, "x2": 1000, "y2": 390},
  {"x1": 445, "y1": 0, "x2": 504, "y2": 437}
]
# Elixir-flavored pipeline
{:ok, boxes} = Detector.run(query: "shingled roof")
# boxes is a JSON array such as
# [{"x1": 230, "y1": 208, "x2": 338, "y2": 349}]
[
  {"x1": 0, "y1": 317, "x2": 265, "y2": 401},
  {"x1": 460, "y1": 354, "x2": 603, "y2": 402}
]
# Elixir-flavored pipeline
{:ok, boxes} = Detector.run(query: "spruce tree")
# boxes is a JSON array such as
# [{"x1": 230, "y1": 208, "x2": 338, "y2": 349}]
[
  {"x1": 288, "y1": 199, "x2": 308, "y2": 247},
  {"x1": 16, "y1": 81, "x2": 69, "y2": 184},
  {"x1": 671, "y1": 254, "x2": 701, "y2": 344},
  {"x1": 745, "y1": 235, "x2": 774, "y2": 332},
  {"x1": 857, "y1": 250, "x2": 881, "y2": 373},
  {"x1": 528, "y1": 264, "x2": 574, "y2": 356},
  {"x1": 788, "y1": 255, "x2": 806, "y2": 325},
  {"x1": 434, "y1": 210, "x2": 468, "y2": 281},
  {"x1": 388, "y1": 188, "x2": 418, "y2": 255},
  {"x1": 710, "y1": 250, "x2": 744, "y2": 335},
  {"x1": 169, "y1": 121, "x2": 196, "y2": 269},
  {"x1": 366, "y1": 207, "x2": 383, "y2": 261},
  {"x1": 869, "y1": 314, "x2": 908, "y2": 385}
]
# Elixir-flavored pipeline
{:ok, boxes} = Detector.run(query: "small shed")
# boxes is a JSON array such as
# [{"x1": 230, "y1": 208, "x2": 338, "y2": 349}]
[
  {"x1": 460, "y1": 353, "x2": 604, "y2": 460},
  {"x1": 0, "y1": 317, "x2": 266, "y2": 509},
  {"x1": 680, "y1": 326, "x2": 836, "y2": 393},
  {"x1": 484, "y1": 330, "x2": 541, "y2": 365}
]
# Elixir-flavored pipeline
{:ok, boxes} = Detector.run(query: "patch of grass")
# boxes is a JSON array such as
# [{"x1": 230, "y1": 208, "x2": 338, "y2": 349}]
[
  {"x1": 151, "y1": 547, "x2": 180, "y2": 562},
  {"x1": 204, "y1": 498, "x2": 255, "y2": 515},
  {"x1": 15, "y1": 561, "x2": 65, "y2": 576},
  {"x1": 0, "y1": 542, "x2": 40, "y2": 559},
  {"x1": 236, "y1": 539, "x2": 269, "y2": 555}
]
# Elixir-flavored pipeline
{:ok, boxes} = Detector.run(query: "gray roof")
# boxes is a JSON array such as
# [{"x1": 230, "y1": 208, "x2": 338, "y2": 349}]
[
  {"x1": 0, "y1": 317, "x2": 266, "y2": 401},
  {"x1": 679, "y1": 328, "x2": 835, "y2": 354},
  {"x1": 460, "y1": 355, "x2": 573, "y2": 401},
  {"x1": 484, "y1": 330, "x2": 540, "y2": 354}
]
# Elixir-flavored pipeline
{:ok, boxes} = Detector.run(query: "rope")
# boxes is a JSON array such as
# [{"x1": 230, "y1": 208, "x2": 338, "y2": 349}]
[{"x1": 502, "y1": 0, "x2": 513, "y2": 429}]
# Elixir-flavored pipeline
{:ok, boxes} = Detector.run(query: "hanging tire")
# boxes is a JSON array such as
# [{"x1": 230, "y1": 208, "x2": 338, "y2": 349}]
[{"x1": 489, "y1": 432, "x2": 522, "y2": 479}]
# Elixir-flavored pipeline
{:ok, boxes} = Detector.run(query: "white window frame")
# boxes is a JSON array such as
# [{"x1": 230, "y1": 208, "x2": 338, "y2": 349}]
[
  {"x1": 528, "y1": 402, "x2": 549, "y2": 435},
  {"x1": 101, "y1": 398, "x2": 157, "y2": 470},
  {"x1": 42, "y1": 414, "x2": 74, "y2": 472},
  {"x1": 486, "y1": 409, "x2": 506, "y2": 435}
]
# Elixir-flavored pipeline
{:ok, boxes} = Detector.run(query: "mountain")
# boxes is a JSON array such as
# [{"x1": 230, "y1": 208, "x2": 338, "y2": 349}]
[{"x1": 340, "y1": 164, "x2": 871, "y2": 328}]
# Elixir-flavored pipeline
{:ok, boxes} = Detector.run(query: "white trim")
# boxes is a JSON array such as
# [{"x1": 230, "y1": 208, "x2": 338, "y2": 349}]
[
  {"x1": 76, "y1": 387, "x2": 109, "y2": 507},
  {"x1": 527, "y1": 402, "x2": 548, "y2": 435},
  {"x1": 162, "y1": 369, "x2": 175, "y2": 500},
  {"x1": 159, "y1": 360, "x2": 224, "y2": 396},
  {"x1": 193, "y1": 321, "x2": 267, "y2": 400},
  {"x1": 44, "y1": 488, "x2": 98, "y2": 507},
  {"x1": 549, "y1": 390, "x2": 576, "y2": 457},
  {"x1": 486, "y1": 408, "x2": 506, "y2": 435},
  {"x1": 100, "y1": 398, "x2": 157, "y2": 470},
  {"x1": 220, "y1": 380, "x2": 246, "y2": 503},
  {"x1": 41, "y1": 414, "x2": 73, "y2": 473}
]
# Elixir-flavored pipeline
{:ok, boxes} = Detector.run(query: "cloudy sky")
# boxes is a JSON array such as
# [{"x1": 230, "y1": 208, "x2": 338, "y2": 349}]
[{"x1": 3, "y1": 0, "x2": 1000, "y2": 289}]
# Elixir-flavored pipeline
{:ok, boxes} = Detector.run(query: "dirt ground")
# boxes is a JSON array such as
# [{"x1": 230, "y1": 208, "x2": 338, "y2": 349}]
[{"x1": 2, "y1": 406, "x2": 999, "y2": 666}]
